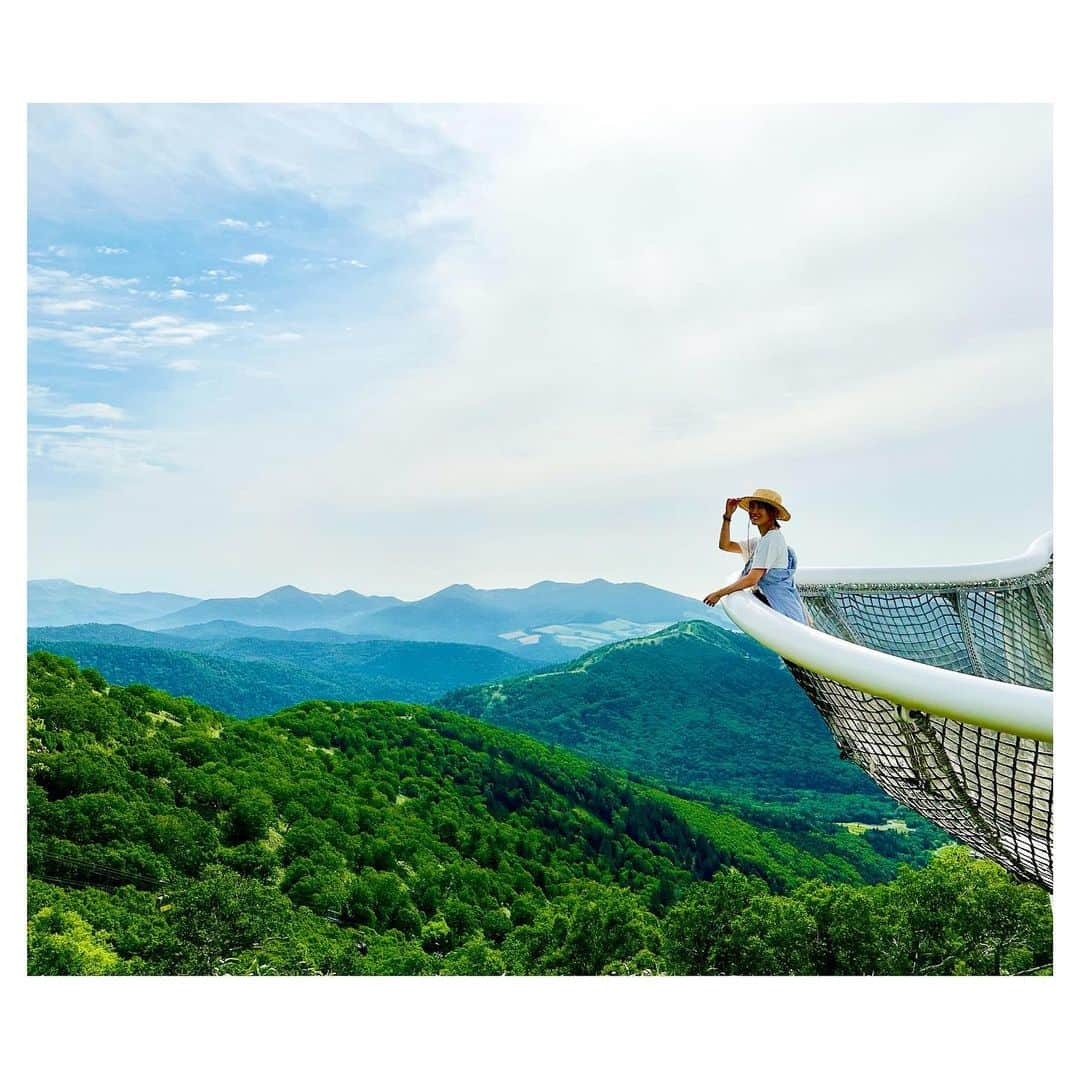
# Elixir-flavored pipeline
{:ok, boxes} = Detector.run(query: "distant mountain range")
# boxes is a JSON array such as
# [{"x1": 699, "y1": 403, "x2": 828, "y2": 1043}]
[
  {"x1": 139, "y1": 585, "x2": 402, "y2": 632},
  {"x1": 29, "y1": 577, "x2": 737, "y2": 660},
  {"x1": 27, "y1": 579, "x2": 201, "y2": 627}
]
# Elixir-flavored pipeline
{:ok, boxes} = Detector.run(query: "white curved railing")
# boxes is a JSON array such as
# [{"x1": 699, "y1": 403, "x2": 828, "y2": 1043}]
[
  {"x1": 795, "y1": 532, "x2": 1053, "y2": 588},
  {"x1": 720, "y1": 534, "x2": 1053, "y2": 742}
]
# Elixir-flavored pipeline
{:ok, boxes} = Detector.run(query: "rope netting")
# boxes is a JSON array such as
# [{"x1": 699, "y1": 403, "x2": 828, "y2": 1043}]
[{"x1": 791, "y1": 561, "x2": 1053, "y2": 889}]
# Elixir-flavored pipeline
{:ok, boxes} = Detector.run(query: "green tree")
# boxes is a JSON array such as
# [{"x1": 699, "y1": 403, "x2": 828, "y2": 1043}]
[
  {"x1": 887, "y1": 846, "x2": 1052, "y2": 975},
  {"x1": 441, "y1": 939, "x2": 507, "y2": 975},
  {"x1": 421, "y1": 916, "x2": 453, "y2": 955},
  {"x1": 662, "y1": 869, "x2": 769, "y2": 974},
  {"x1": 228, "y1": 792, "x2": 276, "y2": 843},
  {"x1": 28, "y1": 908, "x2": 122, "y2": 975},
  {"x1": 730, "y1": 895, "x2": 817, "y2": 975},
  {"x1": 506, "y1": 882, "x2": 662, "y2": 975},
  {"x1": 167, "y1": 867, "x2": 292, "y2": 975},
  {"x1": 794, "y1": 880, "x2": 888, "y2": 975},
  {"x1": 350, "y1": 931, "x2": 436, "y2": 975}
]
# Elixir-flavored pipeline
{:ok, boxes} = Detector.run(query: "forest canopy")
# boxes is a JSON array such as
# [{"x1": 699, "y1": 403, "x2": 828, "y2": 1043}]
[{"x1": 27, "y1": 651, "x2": 1051, "y2": 975}]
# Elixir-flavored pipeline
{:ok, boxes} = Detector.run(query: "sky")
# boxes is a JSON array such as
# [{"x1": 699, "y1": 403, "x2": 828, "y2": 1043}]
[{"x1": 27, "y1": 103, "x2": 1053, "y2": 600}]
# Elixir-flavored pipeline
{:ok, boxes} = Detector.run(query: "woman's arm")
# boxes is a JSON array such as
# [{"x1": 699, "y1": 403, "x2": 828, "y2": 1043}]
[
  {"x1": 703, "y1": 567, "x2": 765, "y2": 606},
  {"x1": 719, "y1": 497, "x2": 743, "y2": 554}
]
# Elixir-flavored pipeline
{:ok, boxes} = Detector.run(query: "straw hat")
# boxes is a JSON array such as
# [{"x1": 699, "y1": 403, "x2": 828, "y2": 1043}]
[{"x1": 737, "y1": 488, "x2": 791, "y2": 521}]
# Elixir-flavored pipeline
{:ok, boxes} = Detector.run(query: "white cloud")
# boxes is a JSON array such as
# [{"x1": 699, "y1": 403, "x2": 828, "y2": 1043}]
[
  {"x1": 28, "y1": 104, "x2": 468, "y2": 222},
  {"x1": 32, "y1": 313, "x2": 223, "y2": 356},
  {"x1": 127, "y1": 314, "x2": 221, "y2": 345},
  {"x1": 96, "y1": 245, "x2": 128, "y2": 255},
  {"x1": 28, "y1": 266, "x2": 73, "y2": 293},
  {"x1": 54, "y1": 402, "x2": 127, "y2": 421},
  {"x1": 27, "y1": 383, "x2": 172, "y2": 478},
  {"x1": 202, "y1": 269, "x2": 240, "y2": 280},
  {"x1": 167, "y1": 358, "x2": 200, "y2": 372},
  {"x1": 39, "y1": 298, "x2": 103, "y2": 314},
  {"x1": 218, "y1": 219, "x2": 272, "y2": 231},
  {"x1": 28, "y1": 385, "x2": 127, "y2": 422},
  {"x1": 168, "y1": 289, "x2": 190, "y2": 298},
  {"x1": 318, "y1": 105, "x2": 1050, "y2": 505},
  {"x1": 87, "y1": 275, "x2": 138, "y2": 287},
  {"x1": 29, "y1": 427, "x2": 164, "y2": 475},
  {"x1": 28, "y1": 267, "x2": 161, "y2": 343},
  {"x1": 239, "y1": 253, "x2": 271, "y2": 265},
  {"x1": 28, "y1": 266, "x2": 138, "y2": 300},
  {"x1": 209, "y1": 292, "x2": 254, "y2": 311}
]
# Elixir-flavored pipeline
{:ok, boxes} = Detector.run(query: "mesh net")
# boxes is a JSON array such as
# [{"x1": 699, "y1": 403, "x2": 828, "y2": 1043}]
[{"x1": 789, "y1": 560, "x2": 1053, "y2": 889}]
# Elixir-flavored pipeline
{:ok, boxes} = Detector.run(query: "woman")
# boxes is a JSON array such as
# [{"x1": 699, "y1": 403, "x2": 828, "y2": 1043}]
[{"x1": 703, "y1": 487, "x2": 810, "y2": 624}]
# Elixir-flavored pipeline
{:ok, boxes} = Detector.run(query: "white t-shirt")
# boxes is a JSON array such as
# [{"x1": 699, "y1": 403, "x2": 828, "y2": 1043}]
[{"x1": 736, "y1": 529, "x2": 789, "y2": 571}]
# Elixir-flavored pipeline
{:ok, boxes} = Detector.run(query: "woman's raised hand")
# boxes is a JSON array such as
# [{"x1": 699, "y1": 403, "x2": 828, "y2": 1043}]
[{"x1": 725, "y1": 497, "x2": 740, "y2": 517}]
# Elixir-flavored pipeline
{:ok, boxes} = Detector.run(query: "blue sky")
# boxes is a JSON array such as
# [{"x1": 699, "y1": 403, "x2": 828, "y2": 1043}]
[
  {"x1": 28, "y1": 104, "x2": 1052, "y2": 599},
  {"x1": 28, "y1": 105, "x2": 471, "y2": 479}
]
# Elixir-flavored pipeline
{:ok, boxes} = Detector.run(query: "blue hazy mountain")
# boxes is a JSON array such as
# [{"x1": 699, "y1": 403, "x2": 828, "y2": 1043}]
[
  {"x1": 28, "y1": 579, "x2": 202, "y2": 627},
  {"x1": 29, "y1": 577, "x2": 737, "y2": 661},
  {"x1": 27, "y1": 622, "x2": 375, "y2": 649},
  {"x1": 337, "y1": 579, "x2": 737, "y2": 660},
  {"x1": 137, "y1": 585, "x2": 403, "y2": 632},
  {"x1": 162, "y1": 620, "x2": 370, "y2": 642}
]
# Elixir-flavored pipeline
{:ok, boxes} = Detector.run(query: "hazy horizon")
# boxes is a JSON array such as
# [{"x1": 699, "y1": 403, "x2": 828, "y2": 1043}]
[
  {"x1": 28, "y1": 571, "x2": 718, "y2": 605},
  {"x1": 29, "y1": 104, "x2": 1052, "y2": 598}
]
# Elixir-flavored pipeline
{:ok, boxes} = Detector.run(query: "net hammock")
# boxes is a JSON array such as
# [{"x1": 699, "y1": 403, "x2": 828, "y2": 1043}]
[{"x1": 721, "y1": 533, "x2": 1053, "y2": 890}]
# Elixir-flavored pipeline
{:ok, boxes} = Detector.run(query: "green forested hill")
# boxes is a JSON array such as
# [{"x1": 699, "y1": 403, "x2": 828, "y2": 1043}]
[
  {"x1": 27, "y1": 652, "x2": 1050, "y2": 975},
  {"x1": 27, "y1": 634, "x2": 535, "y2": 717},
  {"x1": 436, "y1": 620, "x2": 920, "y2": 826},
  {"x1": 26, "y1": 641, "x2": 340, "y2": 718}
]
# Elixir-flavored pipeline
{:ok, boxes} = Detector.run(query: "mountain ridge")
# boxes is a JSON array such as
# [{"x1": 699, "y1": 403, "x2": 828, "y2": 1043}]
[
  {"x1": 31, "y1": 577, "x2": 737, "y2": 660},
  {"x1": 28, "y1": 580, "x2": 203, "y2": 627},
  {"x1": 27, "y1": 631, "x2": 538, "y2": 718}
]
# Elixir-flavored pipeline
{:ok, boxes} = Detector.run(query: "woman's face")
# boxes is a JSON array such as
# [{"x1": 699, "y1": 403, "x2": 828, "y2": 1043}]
[{"x1": 747, "y1": 500, "x2": 777, "y2": 528}]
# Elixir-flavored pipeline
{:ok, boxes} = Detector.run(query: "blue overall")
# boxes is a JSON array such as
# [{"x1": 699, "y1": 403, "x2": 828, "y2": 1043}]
[{"x1": 742, "y1": 542, "x2": 810, "y2": 625}]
